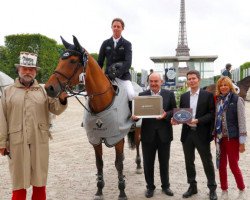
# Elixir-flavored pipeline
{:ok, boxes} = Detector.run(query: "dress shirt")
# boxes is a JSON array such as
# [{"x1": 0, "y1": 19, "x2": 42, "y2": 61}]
[
  {"x1": 113, "y1": 37, "x2": 121, "y2": 48},
  {"x1": 150, "y1": 89, "x2": 161, "y2": 96},
  {"x1": 189, "y1": 89, "x2": 200, "y2": 127},
  {"x1": 190, "y1": 89, "x2": 200, "y2": 118}
]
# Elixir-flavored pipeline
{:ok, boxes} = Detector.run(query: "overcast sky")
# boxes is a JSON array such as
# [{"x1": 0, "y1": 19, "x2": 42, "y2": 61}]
[{"x1": 1, "y1": 0, "x2": 249, "y2": 75}]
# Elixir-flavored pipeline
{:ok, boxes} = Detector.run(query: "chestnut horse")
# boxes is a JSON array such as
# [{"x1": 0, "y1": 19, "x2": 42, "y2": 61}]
[
  {"x1": 45, "y1": 36, "x2": 133, "y2": 200},
  {"x1": 205, "y1": 76, "x2": 250, "y2": 100}
]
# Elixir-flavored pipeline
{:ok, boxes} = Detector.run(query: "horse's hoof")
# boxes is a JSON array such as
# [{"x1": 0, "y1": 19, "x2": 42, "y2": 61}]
[
  {"x1": 93, "y1": 195, "x2": 104, "y2": 200},
  {"x1": 136, "y1": 168, "x2": 143, "y2": 174},
  {"x1": 118, "y1": 196, "x2": 127, "y2": 200}
]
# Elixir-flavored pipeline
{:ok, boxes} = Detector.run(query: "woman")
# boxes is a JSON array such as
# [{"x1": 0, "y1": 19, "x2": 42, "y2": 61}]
[{"x1": 214, "y1": 76, "x2": 247, "y2": 199}]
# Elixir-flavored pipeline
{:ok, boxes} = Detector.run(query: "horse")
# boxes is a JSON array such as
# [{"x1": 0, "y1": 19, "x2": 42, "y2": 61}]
[
  {"x1": 127, "y1": 119, "x2": 143, "y2": 174},
  {"x1": 204, "y1": 76, "x2": 250, "y2": 100},
  {"x1": 45, "y1": 36, "x2": 134, "y2": 200}
]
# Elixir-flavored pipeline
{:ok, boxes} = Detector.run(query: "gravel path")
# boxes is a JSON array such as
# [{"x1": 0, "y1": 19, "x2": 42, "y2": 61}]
[{"x1": 0, "y1": 97, "x2": 249, "y2": 200}]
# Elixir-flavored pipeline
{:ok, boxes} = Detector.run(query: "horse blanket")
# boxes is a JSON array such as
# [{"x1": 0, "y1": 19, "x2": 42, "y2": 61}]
[{"x1": 83, "y1": 79, "x2": 134, "y2": 147}]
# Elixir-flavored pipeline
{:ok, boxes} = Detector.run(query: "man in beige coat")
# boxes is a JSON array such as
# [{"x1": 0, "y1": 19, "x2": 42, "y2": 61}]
[{"x1": 0, "y1": 52, "x2": 68, "y2": 200}]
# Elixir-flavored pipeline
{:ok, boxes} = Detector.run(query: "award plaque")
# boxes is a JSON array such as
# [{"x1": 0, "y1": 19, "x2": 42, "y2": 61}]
[
  {"x1": 173, "y1": 108, "x2": 193, "y2": 123},
  {"x1": 132, "y1": 96, "x2": 163, "y2": 118}
]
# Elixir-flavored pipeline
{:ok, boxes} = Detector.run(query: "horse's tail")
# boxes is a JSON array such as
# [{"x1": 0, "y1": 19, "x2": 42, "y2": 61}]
[{"x1": 127, "y1": 126, "x2": 136, "y2": 150}]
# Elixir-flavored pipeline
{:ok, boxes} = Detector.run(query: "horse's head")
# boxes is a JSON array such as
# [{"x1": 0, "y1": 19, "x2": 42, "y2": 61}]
[{"x1": 45, "y1": 36, "x2": 88, "y2": 98}]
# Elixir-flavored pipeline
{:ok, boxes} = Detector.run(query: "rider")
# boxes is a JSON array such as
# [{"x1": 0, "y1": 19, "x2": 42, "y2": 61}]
[
  {"x1": 222, "y1": 63, "x2": 232, "y2": 79},
  {"x1": 97, "y1": 18, "x2": 135, "y2": 109},
  {"x1": 222, "y1": 63, "x2": 240, "y2": 94}
]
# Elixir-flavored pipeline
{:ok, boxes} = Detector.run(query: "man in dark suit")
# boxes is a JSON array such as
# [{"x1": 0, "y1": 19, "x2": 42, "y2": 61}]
[
  {"x1": 172, "y1": 70, "x2": 217, "y2": 200},
  {"x1": 98, "y1": 18, "x2": 134, "y2": 101},
  {"x1": 132, "y1": 72, "x2": 176, "y2": 198}
]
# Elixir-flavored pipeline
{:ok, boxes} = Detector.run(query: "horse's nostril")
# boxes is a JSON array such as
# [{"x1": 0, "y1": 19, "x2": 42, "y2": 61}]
[
  {"x1": 48, "y1": 85, "x2": 54, "y2": 92},
  {"x1": 45, "y1": 85, "x2": 58, "y2": 98}
]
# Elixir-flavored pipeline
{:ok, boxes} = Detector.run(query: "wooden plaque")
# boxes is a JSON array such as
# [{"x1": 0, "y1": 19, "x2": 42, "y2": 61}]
[{"x1": 132, "y1": 96, "x2": 163, "y2": 118}]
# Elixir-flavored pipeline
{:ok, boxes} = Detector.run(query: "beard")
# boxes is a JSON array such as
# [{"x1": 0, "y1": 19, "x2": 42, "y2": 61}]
[{"x1": 19, "y1": 74, "x2": 35, "y2": 86}]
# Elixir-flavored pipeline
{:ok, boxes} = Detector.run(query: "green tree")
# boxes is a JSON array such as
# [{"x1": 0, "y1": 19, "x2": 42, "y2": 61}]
[
  {"x1": 5, "y1": 34, "x2": 61, "y2": 82},
  {"x1": 90, "y1": 53, "x2": 98, "y2": 61},
  {"x1": 0, "y1": 46, "x2": 10, "y2": 75}
]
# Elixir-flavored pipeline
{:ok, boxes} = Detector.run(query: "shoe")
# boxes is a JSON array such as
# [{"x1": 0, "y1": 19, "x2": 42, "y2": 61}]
[
  {"x1": 145, "y1": 189, "x2": 154, "y2": 198},
  {"x1": 162, "y1": 188, "x2": 174, "y2": 196},
  {"x1": 183, "y1": 185, "x2": 198, "y2": 198},
  {"x1": 220, "y1": 190, "x2": 228, "y2": 200},
  {"x1": 209, "y1": 190, "x2": 218, "y2": 200}
]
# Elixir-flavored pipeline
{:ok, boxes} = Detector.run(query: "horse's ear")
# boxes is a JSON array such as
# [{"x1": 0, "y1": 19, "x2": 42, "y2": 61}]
[
  {"x1": 73, "y1": 35, "x2": 84, "y2": 54},
  {"x1": 60, "y1": 36, "x2": 72, "y2": 49}
]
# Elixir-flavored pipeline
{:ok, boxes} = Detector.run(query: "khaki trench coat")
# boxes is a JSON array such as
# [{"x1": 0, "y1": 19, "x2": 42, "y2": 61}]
[{"x1": 0, "y1": 79, "x2": 67, "y2": 190}]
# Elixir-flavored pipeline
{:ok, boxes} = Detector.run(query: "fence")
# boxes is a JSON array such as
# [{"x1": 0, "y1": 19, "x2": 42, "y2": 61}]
[
  {"x1": 232, "y1": 68, "x2": 250, "y2": 82},
  {"x1": 130, "y1": 69, "x2": 137, "y2": 83}
]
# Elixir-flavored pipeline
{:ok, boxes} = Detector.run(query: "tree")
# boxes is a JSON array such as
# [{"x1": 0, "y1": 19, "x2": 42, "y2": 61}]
[
  {"x1": 4, "y1": 34, "x2": 61, "y2": 82},
  {"x1": 0, "y1": 46, "x2": 10, "y2": 75}
]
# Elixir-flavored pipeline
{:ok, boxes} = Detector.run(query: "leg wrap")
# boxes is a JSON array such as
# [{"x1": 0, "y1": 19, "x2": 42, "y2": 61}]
[
  {"x1": 118, "y1": 175, "x2": 126, "y2": 190},
  {"x1": 96, "y1": 173, "x2": 105, "y2": 189}
]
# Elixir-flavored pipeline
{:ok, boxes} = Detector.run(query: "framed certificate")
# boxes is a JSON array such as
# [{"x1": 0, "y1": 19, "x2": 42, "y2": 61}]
[
  {"x1": 132, "y1": 96, "x2": 163, "y2": 118},
  {"x1": 173, "y1": 108, "x2": 193, "y2": 123}
]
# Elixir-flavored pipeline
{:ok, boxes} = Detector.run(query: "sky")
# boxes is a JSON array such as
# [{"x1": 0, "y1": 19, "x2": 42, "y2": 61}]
[{"x1": 1, "y1": 0, "x2": 250, "y2": 75}]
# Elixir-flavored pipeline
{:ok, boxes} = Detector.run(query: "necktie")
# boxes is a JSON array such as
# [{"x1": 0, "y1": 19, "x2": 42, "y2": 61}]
[{"x1": 114, "y1": 40, "x2": 117, "y2": 48}]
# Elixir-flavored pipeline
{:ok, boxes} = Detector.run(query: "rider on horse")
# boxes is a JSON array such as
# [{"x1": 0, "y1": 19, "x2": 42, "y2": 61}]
[{"x1": 97, "y1": 18, "x2": 135, "y2": 110}]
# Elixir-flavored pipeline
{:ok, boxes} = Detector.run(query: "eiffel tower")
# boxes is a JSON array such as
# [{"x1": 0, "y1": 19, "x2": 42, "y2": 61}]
[
  {"x1": 150, "y1": 0, "x2": 218, "y2": 88},
  {"x1": 176, "y1": 0, "x2": 190, "y2": 57}
]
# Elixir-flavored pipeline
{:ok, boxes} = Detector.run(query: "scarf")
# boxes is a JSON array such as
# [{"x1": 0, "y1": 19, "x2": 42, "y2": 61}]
[{"x1": 215, "y1": 92, "x2": 232, "y2": 169}]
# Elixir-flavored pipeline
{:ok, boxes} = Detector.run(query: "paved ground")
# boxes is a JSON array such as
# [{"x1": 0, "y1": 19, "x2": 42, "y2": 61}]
[{"x1": 0, "y1": 97, "x2": 249, "y2": 200}]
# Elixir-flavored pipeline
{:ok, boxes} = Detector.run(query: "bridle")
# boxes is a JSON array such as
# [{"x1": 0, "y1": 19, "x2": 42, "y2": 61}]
[
  {"x1": 52, "y1": 49, "x2": 117, "y2": 113},
  {"x1": 53, "y1": 49, "x2": 88, "y2": 96}
]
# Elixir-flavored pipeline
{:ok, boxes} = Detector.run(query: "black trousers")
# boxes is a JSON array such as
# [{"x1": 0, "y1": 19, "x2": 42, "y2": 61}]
[
  {"x1": 182, "y1": 129, "x2": 217, "y2": 191},
  {"x1": 142, "y1": 133, "x2": 171, "y2": 190}
]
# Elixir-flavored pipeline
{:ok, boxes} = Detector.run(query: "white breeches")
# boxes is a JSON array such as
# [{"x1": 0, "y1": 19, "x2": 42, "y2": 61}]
[
  {"x1": 115, "y1": 78, "x2": 135, "y2": 101},
  {"x1": 233, "y1": 83, "x2": 240, "y2": 94}
]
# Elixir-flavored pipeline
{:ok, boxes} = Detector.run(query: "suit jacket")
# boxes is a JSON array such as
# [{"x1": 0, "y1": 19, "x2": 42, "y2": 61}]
[
  {"x1": 97, "y1": 36, "x2": 132, "y2": 80},
  {"x1": 140, "y1": 89, "x2": 177, "y2": 143},
  {"x1": 180, "y1": 89, "x2": 215, "y2": 144}
]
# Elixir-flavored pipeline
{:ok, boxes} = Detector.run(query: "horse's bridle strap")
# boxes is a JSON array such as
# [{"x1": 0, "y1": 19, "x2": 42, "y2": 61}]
[{"x1": 88, "y1": 83, "x2": 114, "y2": 98}]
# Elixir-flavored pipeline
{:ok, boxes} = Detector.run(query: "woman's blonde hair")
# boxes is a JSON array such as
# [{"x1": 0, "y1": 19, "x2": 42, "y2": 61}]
[{"x1": 215, "y1": 76, "x2": 237, "y2": 96}]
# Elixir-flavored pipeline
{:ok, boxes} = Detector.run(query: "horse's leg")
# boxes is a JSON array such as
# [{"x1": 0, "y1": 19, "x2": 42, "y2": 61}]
[
  {"x1": 135, "y1": 127, "x2": 142, "y2": 174},
  {"x1": 94, "y1": 144, "x2": 104, "y2": 200},
  {"x1": 115, "y1": 139, "x2": 127, "y2": 200}
]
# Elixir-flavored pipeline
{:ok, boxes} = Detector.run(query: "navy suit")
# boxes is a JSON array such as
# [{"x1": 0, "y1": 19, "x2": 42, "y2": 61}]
[
  {"x1": 97, "y1": 36, "x2": 132, "y2": 80},
  {"x1": 180, "y1": 89, "x2": 217, "y2": 191},
  {"x1": 140, "y1": 89, "x2": 176, "y2": 190}
]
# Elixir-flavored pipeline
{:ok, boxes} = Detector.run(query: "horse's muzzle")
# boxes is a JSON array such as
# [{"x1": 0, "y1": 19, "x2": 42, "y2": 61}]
[{"x1": 45, "y1": 85, "x2": 60, "y2": 98}]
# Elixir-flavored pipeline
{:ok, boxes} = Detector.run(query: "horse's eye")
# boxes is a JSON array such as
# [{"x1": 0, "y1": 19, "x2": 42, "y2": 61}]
[{"x1": 70, "y1": 60, "x2": 77, "y2": 64}]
